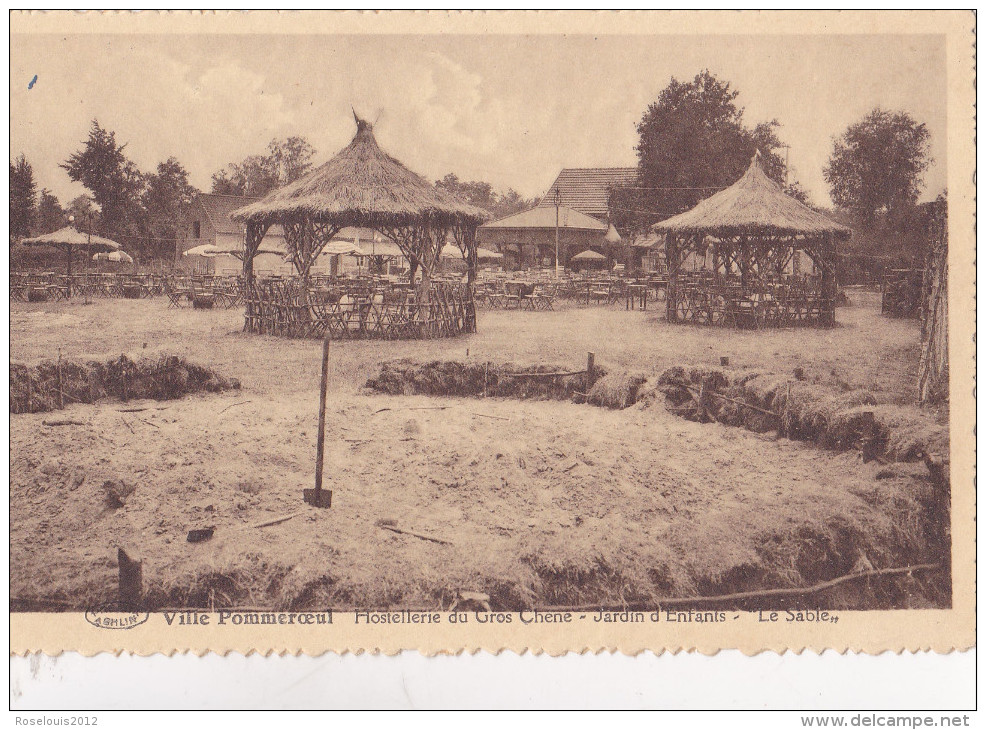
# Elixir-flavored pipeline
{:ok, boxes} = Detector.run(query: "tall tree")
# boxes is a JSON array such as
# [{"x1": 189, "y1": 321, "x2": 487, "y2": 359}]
[
  {"x1": 436, "y1": 174, "x2": 497, "y2": 211},
  {"x1": 436, "y1": 173, "x2": 536, "y2": 219},
  {"x1": 823, "y1": 108, "x2": 932, "y2": 226},
  {"x1": 36, "y1": 189, "x2": 66, "y2": 234},
  {"x1": 144, "y1": 157, "x2": 198, "y2": 259},
  {"x1": 621, "y1": 70, "x2": 796, "y2": 239},
  {"x1": 211, "y1": 137, "x2": 316, "y2": 197},
  {"x1": 493, "y1": 188, "x2": 537, "y2": 218},
  {"x1": 10, "y1": 154, "x2": 37, "y2": 239},
  {"x1": 61, "y1": 120, "x2": 147, "y2": 242},
  {"x1": 267, "y1": 136, "x2": 316, "y2": 186}
]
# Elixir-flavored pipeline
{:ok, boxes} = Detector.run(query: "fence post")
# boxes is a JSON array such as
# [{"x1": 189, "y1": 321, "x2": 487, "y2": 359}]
[
  {"x1": 57, "y1": 350, "x2": 64, "y2": 410},
  {"x1": 586, "y1": 351, "x2": 596, "y2": 390},
  {"x1": 860, "y1": 411, "x2": 877, "y2": 463},
  {"x1": 118, "y1": 547, "x2": 142, "y2": 610}
]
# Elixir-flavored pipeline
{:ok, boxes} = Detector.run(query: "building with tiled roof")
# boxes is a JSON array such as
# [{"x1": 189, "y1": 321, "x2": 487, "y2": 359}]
[
  {"x1": 478, "y1": 204, "x2": 618, "y2": 270},
  {"x1": 536, "y1": 167, "x2": 639, "y2": 221},
  {"x1": 183, "y1": 193, "x2": 287, "y2": 275},
  {"x1": 184, "y1": 195, "x2": 406, "y2": 276}
]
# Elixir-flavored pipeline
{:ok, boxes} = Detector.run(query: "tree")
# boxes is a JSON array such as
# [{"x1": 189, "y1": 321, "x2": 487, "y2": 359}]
[
  {"x1": 144, "y1": 157, "x2": 198, "y2": 259},
  {"x1": 823, "y1": 108, "x2": 932, "y2": 226},
  {"x1": 783, "y1": 180, "x2": 812, "y2": 207},
  {"x1": 436, "y1": 174, "x2": 497, "y2": 211},
  {"x1": 66, "y1": 195, "x2": 98, "y2": 227},
  {"x1": 435, "y1": 173, "x2": 537, "y2": 219},
  {"x1": 492, "y1": 188, "x2": 536, "y2": 218},
  {"x1": 211, "y1": 137, "x2": 316, "y2": 197},
  {"x1": 36, "y1": 189, "x2": 66, "y2": 234},
  {"x1": 61, "y1": 120, "x2": 147, "y2": 242},
  {"x1": 10, "y1": 154, "x2": 37, "y2": 239},
  {"x1": 267, "y1": 136, "x2": 316, "y2": 186},
  {"x1": 625, "y1": 70, "x2": 796, "y2": 237}
]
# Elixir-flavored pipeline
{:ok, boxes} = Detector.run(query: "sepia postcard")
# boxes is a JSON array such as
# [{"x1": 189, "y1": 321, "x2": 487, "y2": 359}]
[{"x1": 8, "y1": 10, "x2": 975, "y2": 657}]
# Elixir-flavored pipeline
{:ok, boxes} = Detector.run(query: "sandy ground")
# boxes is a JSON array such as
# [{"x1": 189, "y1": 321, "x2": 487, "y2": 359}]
[
  {"x1": 9, "y1": 292, "x2": 940, "y2": 610},
  {"x1": 10, "y1": 290, "x2": 922, "y2": 401}
]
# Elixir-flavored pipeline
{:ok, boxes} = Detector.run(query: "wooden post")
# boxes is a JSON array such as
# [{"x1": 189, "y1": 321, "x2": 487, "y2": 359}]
[
  {"x1": 305, "y1": 336, "x2": 333, "y2": 508},
  {"x1": 781, "y1": 381, "x2": 792, "y2": 437},
  {"x1": 720, "y1": 356, "x2": 729, "y2": 367},
  {"x1": 860, "y1": 410, "x2": 877, "y2": 463},
  {"x1": 586, "y1": 351, "x2": 596, "y2": 390},
  {"x1": 117, "y1": 547, "x2": 142, "y2": 610},
  {"x1": 315, "y1": 336, "x2": 330, "y2": 497},
  {"x1": 26, "y1": 370, "x2": 33, "y2": 413},
  {"x1": 56, "y1": 350, "x2": 64, "y2": 410}
]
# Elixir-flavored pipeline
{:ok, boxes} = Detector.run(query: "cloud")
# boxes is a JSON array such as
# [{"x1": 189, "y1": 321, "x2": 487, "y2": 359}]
[
  {"x1": 10, "y1": 39, "x2": 294, "y2": 201},
  {"x1": 10, "y1": 32, "x2": 947, "y2": 208}
]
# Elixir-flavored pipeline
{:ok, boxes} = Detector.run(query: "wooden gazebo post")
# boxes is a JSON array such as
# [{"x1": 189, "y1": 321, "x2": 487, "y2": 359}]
[
  {"x1": 242, "y1": 220, "x2": 271, "y2": 333},
  {"x1": 665, "y1": 232, "x2": 679, "y2": 322}
]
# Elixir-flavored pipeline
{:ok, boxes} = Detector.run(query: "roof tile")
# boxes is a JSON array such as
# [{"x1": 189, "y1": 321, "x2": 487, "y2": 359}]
[{"x1": 536, "y1": 167, "x2": 638, "y2": 219}]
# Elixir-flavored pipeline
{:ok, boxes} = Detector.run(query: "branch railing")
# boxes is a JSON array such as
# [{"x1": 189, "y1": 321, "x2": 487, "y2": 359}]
[{"x1": 244, "y1": 278, "x2": 474, "y2": 340}]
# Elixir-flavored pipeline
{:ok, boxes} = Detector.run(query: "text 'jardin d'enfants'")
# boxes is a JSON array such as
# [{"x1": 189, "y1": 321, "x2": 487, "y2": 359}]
[{"x1": 159, "y1": 608, "x2": 839, "y2": 628}]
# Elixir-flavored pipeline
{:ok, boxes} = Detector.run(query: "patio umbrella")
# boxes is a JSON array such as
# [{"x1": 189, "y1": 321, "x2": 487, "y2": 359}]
[
  {"x1": 605, "y1": 224, "x2": 623, "y2": 244},
  {"x1": 322, "y1": 241, "x2": 362, "y2": 256},
  {"x1": 477, "y1": 247, "x2": 503, "y2": 262},
  {"x1": 571, "y1": 249, "x2": 607, "y2": 261},
  {"x1": 21, "y1": 225, "x2": 121, "y2": 278},
  {"x1": 570, "y1": 249, "x2": 608, "y2": 270},
  {"x1": 183, "y1": 243, "x2": 224, "y2": 258},
  {"x1": 184, "y1": 243, "x2": 285, "y2": 260},
  {"x1": 440, "y1": 244, "x2": 503, "y2": 262},
  {"x1": 92, "y1": 250, "x2": 134, "y2": 263}
]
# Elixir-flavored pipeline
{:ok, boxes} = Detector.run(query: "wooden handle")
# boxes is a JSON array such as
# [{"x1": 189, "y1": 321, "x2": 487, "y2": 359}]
[{"x1": 314, "y1": 337, "x2": 330, "y2": 497}]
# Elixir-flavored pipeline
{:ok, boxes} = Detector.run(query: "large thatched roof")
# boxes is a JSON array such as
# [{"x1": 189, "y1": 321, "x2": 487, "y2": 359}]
[
  {"x1": 232, "y1": 115, "x2": 490, "y2": 227},
  {"x1": 480, "y1": 205, "x2": 607, "y2": 231},
  {"x1": 652, "y1": 152, "x2": 851, "y2": 240}
]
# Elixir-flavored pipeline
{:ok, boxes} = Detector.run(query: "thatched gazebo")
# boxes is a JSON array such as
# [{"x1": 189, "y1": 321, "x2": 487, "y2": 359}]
[
  {"x1": 652, "y1": 152, "x2": 851, "y2": 328},
  {"x1": 232, "y1": 113, "x2": 490, "y2": 339}
]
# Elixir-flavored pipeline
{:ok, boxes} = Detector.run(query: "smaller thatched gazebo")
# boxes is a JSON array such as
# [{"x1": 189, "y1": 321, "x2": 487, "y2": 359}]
[
  {"x1": 652, "y1": 152, "x2": 851, "y2": 328},
  {"x1": 232, "y1": 114, "x2": 490, "y2": 339}
]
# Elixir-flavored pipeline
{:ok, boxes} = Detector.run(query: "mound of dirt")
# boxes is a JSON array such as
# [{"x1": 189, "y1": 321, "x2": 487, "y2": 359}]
[
  {"x1": 587, "y1": 371, "x2": 648, "y2": 409},
  {"x1": 10, "y1": 354, "x2": 240, "y2": 414},
  {"x1": 653, "y1": 366, "x2": 948, "y2": 464},
  {"x1": 365, "y1": 359, "x2": 602, "y2": 401}
]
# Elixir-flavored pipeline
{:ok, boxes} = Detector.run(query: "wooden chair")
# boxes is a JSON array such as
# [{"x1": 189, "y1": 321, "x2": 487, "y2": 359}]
[
  {"x1": 529, "y1": 283, "x2": 556, "y2": 310},
  {"x1": 503, "y1": 282, "x2": 524, "y2": 310},
  {"x1": 191, "y1": 280, "x2": 215, "y2": 309}
]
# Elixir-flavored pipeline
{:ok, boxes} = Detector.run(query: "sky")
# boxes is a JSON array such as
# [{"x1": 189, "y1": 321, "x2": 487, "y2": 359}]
[{"x1": 10, "y1": 32, "x2": 946, "y2": 209}]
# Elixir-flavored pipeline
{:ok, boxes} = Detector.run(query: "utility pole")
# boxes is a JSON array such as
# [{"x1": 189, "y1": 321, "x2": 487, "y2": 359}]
[{"x1": 552, "y1": 186, "x2": 561, "y2": 278}]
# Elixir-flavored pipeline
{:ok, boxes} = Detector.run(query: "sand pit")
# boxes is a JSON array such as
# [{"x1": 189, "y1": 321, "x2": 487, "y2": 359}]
[
  {"x1": 10, "y1": 389, "x2": 946, "y2": 612},
  {"x1": 8, "y1": 292, "x2": 947, "y2": 613}
]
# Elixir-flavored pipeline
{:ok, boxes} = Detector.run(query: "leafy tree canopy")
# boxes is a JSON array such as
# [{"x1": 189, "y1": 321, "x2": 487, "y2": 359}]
[
  {"x1": 211, "y1": 137, "x2": 316, "y2": 197},
  {"x1": 61, "y1": 120, "x2": 147, "y2": 244},
  {"x1": 614, "y1": 70, "x2": 800, "y2": 241},
  {"x1": 823, "y1": 108, "x2": 931, "y2": 225},
  {"x1": 144, "y1": 157, "x2": 197, "y2": 244},
  {"x1": 36, "y1": 189, "x2": 66, "y2": 235},
  {"x1": 9, "y1": 154, "x2": 37, "y2": 240},
  {"x1": 435, "y1": 173, "x2": 537, "y2": 219}
]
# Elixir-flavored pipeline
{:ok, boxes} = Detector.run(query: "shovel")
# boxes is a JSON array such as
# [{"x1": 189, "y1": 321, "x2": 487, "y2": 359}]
[{"x1": 304, "y1": 336, "x2": 333, "y2": 509}]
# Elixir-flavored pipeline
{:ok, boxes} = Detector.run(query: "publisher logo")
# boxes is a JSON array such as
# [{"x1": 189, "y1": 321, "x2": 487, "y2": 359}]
[{"x1": 84, "y1": 603, "x2": 150, "y2": 630}]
